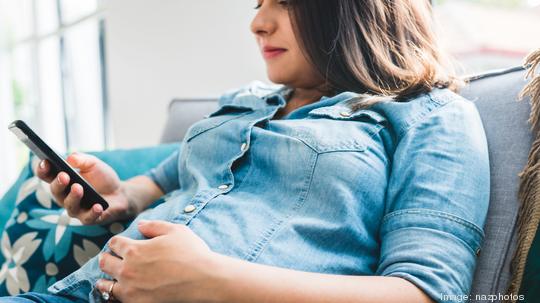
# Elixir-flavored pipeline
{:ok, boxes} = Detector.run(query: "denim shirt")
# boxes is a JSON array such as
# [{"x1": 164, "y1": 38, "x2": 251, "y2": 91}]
[{"x1": 48, "y1": 81, "x2": 490, "y2": 303}]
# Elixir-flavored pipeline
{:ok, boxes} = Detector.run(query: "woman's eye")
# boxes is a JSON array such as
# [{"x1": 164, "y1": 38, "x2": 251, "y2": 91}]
[{"x1": 254, "y1": 0, "x2": 287, "y2": 10}]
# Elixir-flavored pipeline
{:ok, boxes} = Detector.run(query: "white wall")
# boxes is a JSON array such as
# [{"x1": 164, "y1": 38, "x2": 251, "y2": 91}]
[{"x1": 104, "y1": 0, "x2": 269, "y2": 148}]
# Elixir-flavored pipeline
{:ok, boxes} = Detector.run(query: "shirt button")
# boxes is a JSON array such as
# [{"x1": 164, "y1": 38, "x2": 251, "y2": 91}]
[
  {"x1": 240, "y1": 142, "x2": 249, "y2": 152},
  {"x1": 184, "y1": 204, "x2": 196, "y2": 213},
  {"x1": 218, "y1": 184, "x2": 230, "y2": 190},
  {"x1": 340, "y1": 111, "x2": 351, "y2": 117}
]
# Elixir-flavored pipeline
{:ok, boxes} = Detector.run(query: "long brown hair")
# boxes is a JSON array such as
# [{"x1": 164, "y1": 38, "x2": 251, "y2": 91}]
[{"x1": 287, "y1": 0, "x2": 461, "y2": 109}]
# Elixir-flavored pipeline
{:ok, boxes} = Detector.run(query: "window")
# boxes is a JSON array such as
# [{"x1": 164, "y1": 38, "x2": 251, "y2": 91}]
[
  {"x1": 0, "y1": 0, "x2": 108, "y2": 196},
  {"x1": 433, "y1": 0, "x2": 540, "y2": 75}
]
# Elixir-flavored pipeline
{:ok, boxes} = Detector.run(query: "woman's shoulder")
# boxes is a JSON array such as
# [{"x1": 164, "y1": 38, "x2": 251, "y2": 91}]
[
  {"x1": 427, "y1": 87, "x2": 476, "y2": 108},
  {"x1": 421, "y1": 88, "x2": 483, "y2": 134},
  {"x1": 371, "y1": 88, "x2": 482, "y2": 139}
]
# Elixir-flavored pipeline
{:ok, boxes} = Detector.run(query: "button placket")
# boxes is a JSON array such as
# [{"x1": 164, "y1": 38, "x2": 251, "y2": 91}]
[
  {"x1": 183, "y1": 204, "x2": 196, "y2": 213},
  {"x1": 240, "y1": 142, "x2": 249, "y2": 152},
  {"x1": 178, "y1": 108, "x2": 271, "y2": 224},
  {"x1": 239, "y1": 123, "x2": 254, "y2": 155},
  {"x1": 172, "y1": 190, "x2": 224, "y2": 223},
  {"x1": 218, "y1": 184, "x2": 230, "y2": 190}
]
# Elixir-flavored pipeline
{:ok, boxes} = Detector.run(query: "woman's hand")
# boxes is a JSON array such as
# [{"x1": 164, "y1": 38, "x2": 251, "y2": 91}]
[
  {"x1": 34, "y1": 152, "x2": 138, "y2": 225},
  {"x1": 95, "y1": 220, "x2": 226, "y2": 303},
  {"x1": 95, "y1": 221, "x2": 433, "y2": 303}
]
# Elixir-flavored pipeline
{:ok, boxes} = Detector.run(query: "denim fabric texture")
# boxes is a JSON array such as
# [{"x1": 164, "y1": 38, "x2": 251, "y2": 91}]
[{"x1": 2, "y1": 81, "x2": 490, "y2": 303}]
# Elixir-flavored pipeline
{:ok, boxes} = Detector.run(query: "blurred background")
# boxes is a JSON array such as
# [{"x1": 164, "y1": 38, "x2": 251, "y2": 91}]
[{"x1": 0, "y1": 0, "x2": 539, "y2": 196}]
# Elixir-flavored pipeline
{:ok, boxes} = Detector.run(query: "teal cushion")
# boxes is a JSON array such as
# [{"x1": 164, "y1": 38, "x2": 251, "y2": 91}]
[
  {"x1": 0, "y1": 163, "x2": 33, "y2": 239},
  {"x1": 0, "y1": 143, "x2": 179, "y2": 295}
]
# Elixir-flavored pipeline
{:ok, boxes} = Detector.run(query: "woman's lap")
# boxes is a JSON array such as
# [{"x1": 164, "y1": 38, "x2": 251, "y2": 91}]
[{"x1": 0, "y1": 292, "x2": 84, "y2": 303}]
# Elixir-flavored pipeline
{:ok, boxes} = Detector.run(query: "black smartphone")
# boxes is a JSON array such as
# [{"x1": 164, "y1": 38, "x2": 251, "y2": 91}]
[{"x1": 8, "y1": 120, "x2": 109, "y2": 210}]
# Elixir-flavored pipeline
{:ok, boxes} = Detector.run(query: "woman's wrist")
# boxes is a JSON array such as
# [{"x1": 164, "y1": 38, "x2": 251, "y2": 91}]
[
  {"x1": 119, "y1": 180, "x2": 143, "y2": 218},
  {"x1": 203, "y1": 252, "x2": 238, "y2": 303},
  {"x1": 120, "y1": 176, "x2": 165, "y2": 217}
]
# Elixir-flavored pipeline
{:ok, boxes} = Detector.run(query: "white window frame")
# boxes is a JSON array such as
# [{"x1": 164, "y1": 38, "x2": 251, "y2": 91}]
[{"x1": 0, "y1": 0, "x2": 109, "y2": 196}]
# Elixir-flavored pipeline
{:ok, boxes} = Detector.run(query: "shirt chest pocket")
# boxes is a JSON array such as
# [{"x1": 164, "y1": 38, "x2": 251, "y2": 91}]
[
  {"x1": 291, "y1": 108, "x2": 386, "y2": 153},
  {"x1": 184, "y1": 104, "x2": 253, "y2": 142}
]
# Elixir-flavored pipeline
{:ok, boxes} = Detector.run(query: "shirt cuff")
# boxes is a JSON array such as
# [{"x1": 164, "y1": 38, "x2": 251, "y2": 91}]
[{"x1": 376, "y1": 209, "x2": 484, "y2": 303}]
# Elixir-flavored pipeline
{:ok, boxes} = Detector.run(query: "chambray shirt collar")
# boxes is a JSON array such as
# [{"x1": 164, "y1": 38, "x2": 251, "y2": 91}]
[
  {"x1": 221, "y1": 80, "x2": 369, "y2": 119},
  {"x1": 263, "y1": 85, "x2": 365, "y2": 118}
]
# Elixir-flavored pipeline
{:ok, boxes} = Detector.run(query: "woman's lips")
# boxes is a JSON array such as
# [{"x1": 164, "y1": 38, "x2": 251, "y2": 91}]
[{"x1": 263, "y1": 48, "x2": 287, "y2": 59}]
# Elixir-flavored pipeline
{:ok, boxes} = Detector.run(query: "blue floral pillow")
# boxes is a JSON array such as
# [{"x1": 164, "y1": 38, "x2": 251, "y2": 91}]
[{"x1": 0, "y1": 143, "x2": 179, "y2": 296}]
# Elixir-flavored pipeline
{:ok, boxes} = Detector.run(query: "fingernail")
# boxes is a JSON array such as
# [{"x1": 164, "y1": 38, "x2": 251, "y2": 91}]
[
  {"x1": 138, "y1": 219, "x2": 149, "y2": 225},
  {"x1": 57, "y1": 175, "x2": 62, "y2": 185},
  {"x1": 39, "y1": 160, "x2": 45, "y2": 169}
]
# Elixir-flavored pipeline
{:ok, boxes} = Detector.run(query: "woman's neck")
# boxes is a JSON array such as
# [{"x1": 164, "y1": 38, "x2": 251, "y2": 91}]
[
  {"x1": 273, "y1": 86, "x2": 328, "y2": 120},
  {"x1": 287, "y1": 86, "x2": 325, "y2": 104}
]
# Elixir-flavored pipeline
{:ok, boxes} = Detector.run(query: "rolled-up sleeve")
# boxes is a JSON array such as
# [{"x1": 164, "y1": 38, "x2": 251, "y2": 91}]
[
  {"x1": 376, "y1": 97, "x2": 490, "y2": 302},
  {"x1": 144, "y1": 148, "x2": 181, "y2": 194}
]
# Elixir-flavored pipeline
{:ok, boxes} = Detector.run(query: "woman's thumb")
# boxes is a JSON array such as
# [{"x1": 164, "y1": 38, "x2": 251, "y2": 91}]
[
  {"x1": 66, "y1": 152, "x2": 96, "y2": 172},
  {"x1": 138, "y1": 220, "x2": 175, "y2": 238}
]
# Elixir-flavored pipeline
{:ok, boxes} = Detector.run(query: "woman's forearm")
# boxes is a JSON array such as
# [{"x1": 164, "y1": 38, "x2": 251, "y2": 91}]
[
  {"x1": 121, "y1": 175, "x2": 164, "y2": 216},
  {"x1": 212, "y1": 253, "x2": 434, "y2": 303}
]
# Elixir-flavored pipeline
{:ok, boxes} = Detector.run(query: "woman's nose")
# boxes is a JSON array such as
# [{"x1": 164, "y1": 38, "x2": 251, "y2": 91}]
[{"x1": 250, "y1": 6, "x2": 277, "y2": 37}]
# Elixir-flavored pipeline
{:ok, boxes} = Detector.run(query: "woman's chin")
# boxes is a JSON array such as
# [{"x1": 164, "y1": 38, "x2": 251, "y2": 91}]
[{"x1": 266, "y1": 71, "x2": 293, "y2": 86}]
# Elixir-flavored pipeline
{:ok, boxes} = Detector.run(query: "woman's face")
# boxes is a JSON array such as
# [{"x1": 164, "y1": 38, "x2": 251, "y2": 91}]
[{"x1": 251, "y1": 0, "x2": 324, "y2": 89}]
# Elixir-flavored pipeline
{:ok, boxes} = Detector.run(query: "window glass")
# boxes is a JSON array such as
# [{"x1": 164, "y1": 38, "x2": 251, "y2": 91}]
[
  {"x1": 0, "y1": 0, "x2": 34, "y2": 42},
  {"x1": 0, "y1": 0, "x2": 107, "y2": 196},
  {"x1": 60, "y1": 0, "x2": 98, "y2": 23},
  {"x1": 434, "y1": 0, "x2": 540, "y2": 74},
  {"x1": 12, "y1": 43, "x2": 38, "y2": 124},
  {"x1": 63, "y1": 19, "x2": 104, "y2": 151},
  {"x1": 0, "y1": 51, "x2": 20, "y2": 195},
  {"x1": 36, "y1": 0, "x2": 59, "y2": 36},
  {"x1": 39, "y1": 36, "x2": 66, "y2": 152}
]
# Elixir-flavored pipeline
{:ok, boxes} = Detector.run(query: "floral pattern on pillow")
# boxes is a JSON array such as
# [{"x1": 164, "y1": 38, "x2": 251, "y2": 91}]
[{"x1": 0, "y1": 176, "x2": 130, "y2": 296}]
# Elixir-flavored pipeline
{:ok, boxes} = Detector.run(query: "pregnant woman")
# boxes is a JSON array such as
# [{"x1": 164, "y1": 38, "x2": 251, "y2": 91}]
[{"x1": 3, "y1": 0, "x2": 490, "y2": 302}]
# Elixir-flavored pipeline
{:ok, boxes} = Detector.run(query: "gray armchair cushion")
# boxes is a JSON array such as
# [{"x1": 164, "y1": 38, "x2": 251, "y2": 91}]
[
  {"x1": 160, "y1": 68, "x2": 533, "y2": 299},
  {"x1": 460, "y1": 67, "x2": 531, "y2": 300},
  {"x1": 160, "y1": 98, "x2": 219, "y2": 144}
]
